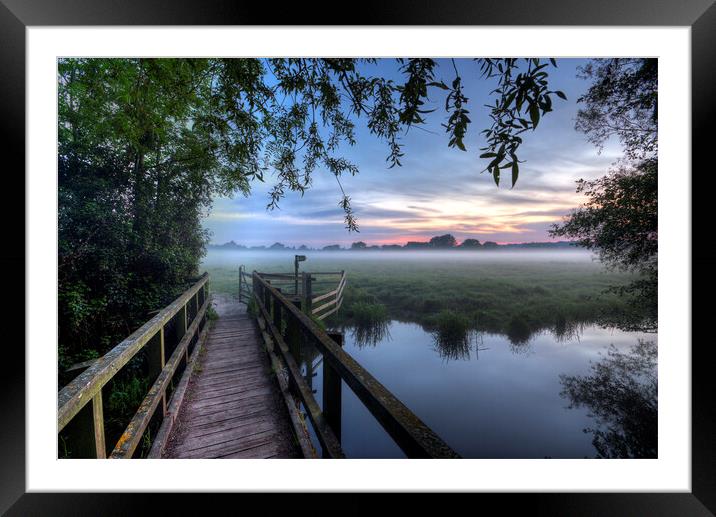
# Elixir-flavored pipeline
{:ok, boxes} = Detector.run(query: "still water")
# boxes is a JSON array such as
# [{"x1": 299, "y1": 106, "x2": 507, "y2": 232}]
[{"x1": 296, "y1": 321, "x2": 656, "y2": 459}]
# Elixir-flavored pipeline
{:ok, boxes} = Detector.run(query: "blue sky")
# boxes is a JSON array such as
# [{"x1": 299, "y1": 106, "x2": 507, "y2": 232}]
[{"x1": 203, "y1": 58, "x2": 621, "y2": 247}]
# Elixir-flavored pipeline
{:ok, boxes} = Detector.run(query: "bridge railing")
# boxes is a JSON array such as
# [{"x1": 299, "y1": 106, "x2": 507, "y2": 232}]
[
  {"x1": 252, "y1": 271, "x2": 459, "y2": 459},
  {"x1": 57, "y1": 273, "x2": 211, "y2": 459},
  {"x1": 308, "y1": 271, "x2": 346, "y2": 321},
  {"x1": 240, "y1": 267, "x2": 346, "y2": 322}
]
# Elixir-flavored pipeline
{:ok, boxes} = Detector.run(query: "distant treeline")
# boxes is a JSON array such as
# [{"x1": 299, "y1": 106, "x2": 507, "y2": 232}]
[{"x1": 209, "y1": 234, "x2": 579, "y2": 252}]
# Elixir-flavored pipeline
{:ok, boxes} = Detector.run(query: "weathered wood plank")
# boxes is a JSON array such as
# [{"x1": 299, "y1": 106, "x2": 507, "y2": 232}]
[
  {"x1": 162, "y1": 296, "x2": 300, "y2": 459},
  {"x1": 148, "y1": 317, "x2": 210, "y2": 459}
]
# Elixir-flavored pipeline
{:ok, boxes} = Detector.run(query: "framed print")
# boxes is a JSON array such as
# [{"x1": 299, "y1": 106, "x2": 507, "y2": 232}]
[{"x1": 2, "y1": 0, "x2": 715, "y2": 514}]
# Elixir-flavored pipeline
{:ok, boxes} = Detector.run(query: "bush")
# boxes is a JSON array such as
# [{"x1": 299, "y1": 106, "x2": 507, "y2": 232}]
[
  {"x1": 433, "y1": 310, "x2": 471, "y2": 341},
  {"x1": 349, "y1": 302, "x2": 388, "y2": 326},
  {"x1": 431, "y1": 310, "x2": 472, "y2": 360}
]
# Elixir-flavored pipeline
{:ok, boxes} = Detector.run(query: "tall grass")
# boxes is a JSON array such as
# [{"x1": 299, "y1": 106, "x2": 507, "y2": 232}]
[{"x1": 202, "y1": 250, "x2": 648, "y2": 342}]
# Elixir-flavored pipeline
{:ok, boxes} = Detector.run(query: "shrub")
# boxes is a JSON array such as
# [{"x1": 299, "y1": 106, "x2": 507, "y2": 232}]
[
  {"x1": 431, "y1": 310, "x2": 472, "y2": 360},
  {"x1": 433, "y1": 310, "x2": 471, "y2": 341},
  {"x1": 350, "y1": 302, "x2": 388, "y2": 326}
]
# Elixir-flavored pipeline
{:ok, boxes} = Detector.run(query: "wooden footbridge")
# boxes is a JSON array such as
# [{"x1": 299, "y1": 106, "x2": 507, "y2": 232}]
[{"x1": 58, "y1": 266, "x2": 459, "y2": 459}]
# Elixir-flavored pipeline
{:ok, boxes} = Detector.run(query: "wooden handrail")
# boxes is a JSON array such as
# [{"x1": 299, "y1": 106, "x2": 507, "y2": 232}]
[
  {"x1": 110, "y1": 298, "x2": 210, "y2": 458},
  {"x1": 58, "y1": 273, "x2": 210, "y2": 458},
  {"x1": 252, "y1": 272, "x2": 459, "y2": 459}
]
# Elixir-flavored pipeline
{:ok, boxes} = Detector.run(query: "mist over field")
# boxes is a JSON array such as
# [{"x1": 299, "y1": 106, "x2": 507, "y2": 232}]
[
  {"x1": 201, "y1": 248, "x2": 601, "y2": 270},
  {"x1": 201, "y1": 246, "x2": 639, "y2": 342}
]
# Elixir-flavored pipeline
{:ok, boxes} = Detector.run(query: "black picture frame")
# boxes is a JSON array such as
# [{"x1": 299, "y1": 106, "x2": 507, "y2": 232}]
[{"x1": 2, "y1": 1, "x2": 713, "y2": 514}]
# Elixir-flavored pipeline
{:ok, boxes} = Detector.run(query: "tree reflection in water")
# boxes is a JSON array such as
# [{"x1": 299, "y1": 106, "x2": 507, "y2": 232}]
[
  {"x1": 560, "y1": 339, "x2": 657, "y2": 458},
  {"x1": 506, "y1": 315, "x2": 533, "y2": 347},
  {"x1": 432, "y1": 328, "x2": 490, "y2": 361},
  {"x1": 553, "y1": 317, "x2": 585, "y2": 343},
  {"x1": 350, "y1": 320, "x2": 391, "y2": 349},
  {"x1": 432, "y1": 326, "x2": 471, "y2": 361}
]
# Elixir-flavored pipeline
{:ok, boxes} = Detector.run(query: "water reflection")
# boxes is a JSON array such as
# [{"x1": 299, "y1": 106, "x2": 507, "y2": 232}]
[
  {"x1": 316, "y1": 319, "x2": 654, "y2": 458},
  {"x1": 506, "y1": 316, "x2": 533, "y2": 347},
  {"x1": 431, "y1": 328, "x2": 490, "y2": 361},
  {"x1": 431, "y1": 327, "x2": 471, "y2": 360},
  {"x1": 553, "y1": 317, "x2": 585, "y2": 343},
  {"x1": 349, "y1": 320, "x2": 392, "y2": 348},
  {"x1": 559, "y1": 339, "x2": 657, "y2": 458}
]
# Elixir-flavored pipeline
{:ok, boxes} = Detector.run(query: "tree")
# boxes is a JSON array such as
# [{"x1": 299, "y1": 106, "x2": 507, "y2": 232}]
[
  {"x1": 551, "y1": 159, "x2": 657, "y2": 328},
  {"x1": 459, "y1": 238, "x2": 482, "y2": 248},
  {"x1": 269, "y1": 242, "x2": 287, "y2": 250},
  {"x1": 350, "y1": 241, "x2": 367, "y2": 250},
  {"x1": 574, "y1": 58, "x2": 657, "y2": 161},
  {"x1": 429, "y1": 234, "x2": 457, "y2": 248},
  {"x1": 550, "y1": 58, "x2": 657, "y2": 330},
  {"x1": 323, "y1": 244, "x2": 341, "y2": 251}
]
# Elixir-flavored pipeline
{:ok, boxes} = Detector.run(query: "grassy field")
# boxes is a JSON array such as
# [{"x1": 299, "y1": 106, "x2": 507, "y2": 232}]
[{"x1": 202, "y1": 249, "x2": 643, "y2": 342}]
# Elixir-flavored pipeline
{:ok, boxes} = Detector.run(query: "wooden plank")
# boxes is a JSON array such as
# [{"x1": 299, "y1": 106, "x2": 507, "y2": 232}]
[
  {"x1": 162, "y1": 298, "x2": 300, "y2": 459},
  {"x1": 148, "y1": 316, "x2": 211, "y2": 459},
  {"x1": 182, "y1": 414, "x2": 278, "y2": 440},
  {"x1": 312, "y1": 297, "x2": 337, "y2": 316},
  {"x1": 312, "y1": 272, "x2": 346, "y2": 316},
  {"x1": 185, "y1": 388, "x2": 273, "y2": 411},
  {"x1": 316, "y1": 293, "x2": 344, "y2": 320},
  {"x1": 184, "y1": 404, "x2": 271, "y2": 427},
  {"x1": 177, "y1": 429, "x2": 281, "y2": 459},
  {"x1": 311, "y1": 287, "x2": 338, "y2": 305}
]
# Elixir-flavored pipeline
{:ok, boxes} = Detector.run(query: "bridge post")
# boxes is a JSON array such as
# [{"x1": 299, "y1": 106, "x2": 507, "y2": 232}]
[
  {"x1": 323, "y1": 331, "x2": 344, "y2": 456},
  {"x1": 301, "y1": 272, "x2": 313, "y2": 316},
  {"x1": 273, "y1": 288, "x2": 282, "y2": 331}
]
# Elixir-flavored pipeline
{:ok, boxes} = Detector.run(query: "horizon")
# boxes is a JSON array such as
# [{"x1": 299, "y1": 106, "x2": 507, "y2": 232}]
[
  {"x1": 208, "y1": 237, "x2": 579, "y2": 249},
  {"x1": 203, "y1": 58, "x2": 621, "y2": 248}
]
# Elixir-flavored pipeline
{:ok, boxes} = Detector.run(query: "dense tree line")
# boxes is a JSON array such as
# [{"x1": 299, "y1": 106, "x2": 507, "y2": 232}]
[{"x1": 209, "y1": 236, "x2": 575, "y2": 251}]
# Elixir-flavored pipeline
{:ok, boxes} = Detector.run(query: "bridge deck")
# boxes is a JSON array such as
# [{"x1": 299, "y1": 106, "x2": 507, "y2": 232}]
[{"x1": 163, "y1": 295, "x2": 301, "y2": 459}]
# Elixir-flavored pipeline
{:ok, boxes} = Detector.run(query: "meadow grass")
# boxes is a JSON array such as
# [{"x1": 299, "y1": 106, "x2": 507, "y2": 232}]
[{"x1": 202, "y1": 250, "x2": 643, "y2": 338}]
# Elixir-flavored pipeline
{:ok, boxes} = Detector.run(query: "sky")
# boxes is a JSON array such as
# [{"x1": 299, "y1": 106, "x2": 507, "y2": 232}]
[{"x1": 203, "y1": 58, "x2": 622, "y2": 248}]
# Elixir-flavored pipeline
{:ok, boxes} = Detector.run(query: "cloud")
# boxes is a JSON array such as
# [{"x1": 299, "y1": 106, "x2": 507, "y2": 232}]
[{"x1": 203, "y1": 58, "x2": 616, "y2": 246}]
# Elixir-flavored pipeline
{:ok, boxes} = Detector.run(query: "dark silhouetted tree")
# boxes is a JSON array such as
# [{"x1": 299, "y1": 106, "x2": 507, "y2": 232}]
[
  {"x1": 459, "y1": 238, "x2": 482, "y2": 248},
  {"x1": 429, "y1": 234, "x2": 457, "y2": 248}
]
